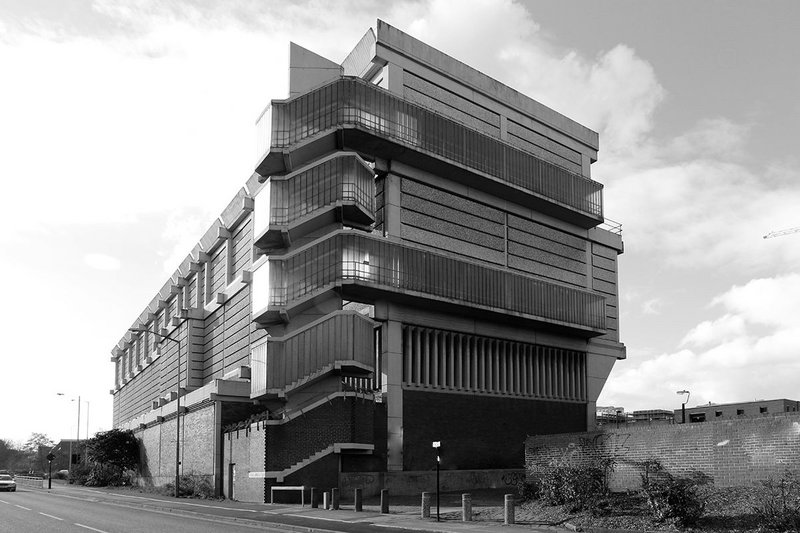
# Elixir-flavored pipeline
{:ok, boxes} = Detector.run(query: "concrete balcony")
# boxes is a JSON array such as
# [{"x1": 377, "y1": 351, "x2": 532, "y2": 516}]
[
  {"x1": 255, "y1": 77, "x2": 603, "y2": 228},
  {"x1": 250, "y1": 311, "x2": 376, "y2": 398},
  {"x1": 252, "y1": 232, "x2": 606, "y2": 336},
  {"x1": 254, "y1": 153, "x2": 375, "y2": 250}
]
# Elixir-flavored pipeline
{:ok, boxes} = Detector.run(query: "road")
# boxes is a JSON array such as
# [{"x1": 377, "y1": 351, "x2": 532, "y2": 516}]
[
  {"x1": 0, "y1": 486, "x2": 306, "y2": 533},
  {"x1": 0, "y1": 484, "x2": 463, "y2": 533}
]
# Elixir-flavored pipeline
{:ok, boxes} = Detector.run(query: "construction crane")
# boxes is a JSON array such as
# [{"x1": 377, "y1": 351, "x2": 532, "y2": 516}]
[{"x1": 763, "y1": 226, "x2": 800, "y2": 239}]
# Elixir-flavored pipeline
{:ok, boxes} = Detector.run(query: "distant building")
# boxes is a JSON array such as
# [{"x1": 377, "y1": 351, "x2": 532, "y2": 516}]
[
  {"x1": 676, "y1": 399, "x2": 800, "y2": 423},
  {"x1": 631, "y1": 409, "x2": 674, "y2": 424},
  {"x1": 596, "y1": 406, "x2": 627, "y2": 426}
]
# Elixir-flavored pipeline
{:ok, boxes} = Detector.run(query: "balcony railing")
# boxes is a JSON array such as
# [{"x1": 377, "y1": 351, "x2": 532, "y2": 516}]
[
  {"x1": 261, "y1": 77, "x2": 603, "y2": 220},
  {"x1": 250, "y1": 311, "x2": 376, "y2": 397},
  {"x1": 257, "y1": 233, "x2": 606, "y2": 333},
  {"x1": 269, "y1": 154, "x2": 375, "y2": 226}
]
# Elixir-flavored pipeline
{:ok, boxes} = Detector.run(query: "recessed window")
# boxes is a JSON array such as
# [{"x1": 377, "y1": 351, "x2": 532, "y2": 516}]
[
  {"x1": 715, "y1": 411, "x2": 722, "y2": 417},
  {"x1": 689, "y1": 413, "x2": 706, "y2": 423},
  {"x1": 737, "y1": 409, "x2": 744, "y2": 416},
  {"x1": 760, "y1": 407, "x2": 768, "y2": 414}
]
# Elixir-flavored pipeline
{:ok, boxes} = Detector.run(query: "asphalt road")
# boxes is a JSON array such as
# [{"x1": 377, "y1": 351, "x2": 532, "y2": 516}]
[{"x1": 0, "y1": 486, "x2": 301, "y2": 533}]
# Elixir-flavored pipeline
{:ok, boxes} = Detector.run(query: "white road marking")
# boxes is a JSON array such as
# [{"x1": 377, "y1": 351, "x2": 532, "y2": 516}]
[
  {"x1": 39, "y1": 512, "x2": 63, "y2": 520},
  {"x1": 75, "y1": 524, "x2": 110, "y2": 533},
  {"x1": 14, "y1": 504, "x2": 31, "y2": 510},
  {"x1": 0, "y1": 499, "x2": 8, "y2": 504}
]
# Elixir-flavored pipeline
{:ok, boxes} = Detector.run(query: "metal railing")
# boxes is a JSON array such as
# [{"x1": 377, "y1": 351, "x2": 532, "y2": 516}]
[
  {"x1": 268, "y1": 155, "x2": 375, "y2": 226},
  {"x1": 251, "y1": 312, "x2": 375, "y2": 396},
  {"x1": 263, "y1": 233, "x2": 606, "y2": 332},
  {"x1": 262, "y1": 78, "x2": 603, "y2": 220}
]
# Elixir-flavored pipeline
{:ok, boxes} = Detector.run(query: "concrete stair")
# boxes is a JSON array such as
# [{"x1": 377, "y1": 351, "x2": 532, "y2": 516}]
[{"x1": 264, "y1": 442, "x2": 374, "y2": 482}]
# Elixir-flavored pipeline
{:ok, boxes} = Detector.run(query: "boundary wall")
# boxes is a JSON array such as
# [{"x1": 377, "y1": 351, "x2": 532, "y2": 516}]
[{"x1": 525, "y1": 412, "x2": 800, "y2": 490}]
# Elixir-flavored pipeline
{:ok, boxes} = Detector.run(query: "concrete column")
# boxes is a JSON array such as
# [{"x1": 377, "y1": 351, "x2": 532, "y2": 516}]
[
  {"x1": 323, "y1": 491, "x2": 331, "y2": 510},
  {"x1": 383, "y1": 319, "x2": 404, "y2": 471},
  {"x1": 310, "y1": 487, "x2": 319, "y2": 508},
  {"x1": 386, "y1": 63, "x2": 404, "y2": 97},
  {"x1": 213, "y1": 400, "x2": 223, "y2": 497},
  {"x1": 421, "y1": 492, "x2": 431, "y2": 518},
  {"x1": 462, "y1": 493, "x2": 472, "y2": 521},
  {"x1": 383, "y1": 173, "x2": 402, "y2": 239},
  {"x1": 504, "y1": 494, "x2": 515, "y2": 525}
]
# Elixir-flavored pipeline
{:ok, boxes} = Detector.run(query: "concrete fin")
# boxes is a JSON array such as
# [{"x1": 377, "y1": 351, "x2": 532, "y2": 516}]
[{"x1": 289, "y1": 42, "x2": 343, "y2": 97}]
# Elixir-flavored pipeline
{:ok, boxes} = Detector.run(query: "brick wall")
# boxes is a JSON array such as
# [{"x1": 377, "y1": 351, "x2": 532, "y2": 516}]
[
  {"x1": 137, "y1": 402, "x2": 216, "y2": 487},
  {"x1": 525, "y1": 412, "x2": 800, "y2": 490},
  {"x1": 266, "y1": 397, "x2": 376, "y2": 470},
  {"x1": 404, "y1": 390, "x2": 586, "y2": 471},
  {"x1": 225, "y1": 423, "x2": 266, "y2": 503}
]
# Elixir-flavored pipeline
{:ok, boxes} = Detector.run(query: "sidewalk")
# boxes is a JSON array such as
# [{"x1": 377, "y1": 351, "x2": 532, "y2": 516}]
[{"x1": 46, "y1": 483, "x2": 570, "y2": 533}]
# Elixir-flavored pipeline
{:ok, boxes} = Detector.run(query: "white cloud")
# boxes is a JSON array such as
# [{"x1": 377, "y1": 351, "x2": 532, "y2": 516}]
[
  {"x1": 641, "y1": 297, "x2": 663, "y2": 315},
  {"x1": 601, "y1": 274, "x2": 800, "y2": 411},
  {"x1": 84, "y1": 252, "x2": 122, "y2": 271}
]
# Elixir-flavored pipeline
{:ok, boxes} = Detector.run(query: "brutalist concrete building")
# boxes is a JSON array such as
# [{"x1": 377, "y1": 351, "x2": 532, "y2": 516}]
[{"x1": 110, "y1": 20, "x2": 625, "y2": 501}]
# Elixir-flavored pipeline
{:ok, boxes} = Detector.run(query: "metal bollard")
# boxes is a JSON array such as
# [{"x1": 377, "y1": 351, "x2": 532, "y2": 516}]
[
  {"x1": 331, "y1": 488, "x2": 340, "y2": 510},
  {"x1": 310, "y1": 487, "x2": 318, "y2": 508},
  {"x1": 323, "y1": 491, "x2": 331, "y2": 510},
  {"x1": 380, "y1": 488, "x2": 389, "y2": 513},
  {"x1": 504, "y1": 493, "x2": 515, "y2": 525},
  {"x1": 421, "y1": 492, "x2": 431, "y2": 518},
  {"x1": 354, "y1": 488, "x2": 363, "y2": 512},
  {"x1": 462, "y1": 493, "x2": 472, "y2": 522}
]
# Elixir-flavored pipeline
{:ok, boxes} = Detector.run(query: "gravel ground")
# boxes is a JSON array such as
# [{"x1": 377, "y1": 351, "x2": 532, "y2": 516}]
[{"x1": 373, "y1": 486, "x2": 781, "y2": 532}]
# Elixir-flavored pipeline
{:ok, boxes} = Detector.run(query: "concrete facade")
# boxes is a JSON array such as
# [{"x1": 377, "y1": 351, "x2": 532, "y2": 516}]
[{"x1": 110, "y1": 20, "x2": 625, "y2": 501}]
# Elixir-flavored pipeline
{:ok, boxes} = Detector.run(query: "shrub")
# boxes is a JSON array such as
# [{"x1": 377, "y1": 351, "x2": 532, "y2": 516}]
[
  {"x1": 69, "y1": 463, "x2": 92, "y2": 486},
  {"x1": 753, "y1": 470, "x2": 800, "y2": 531},
  {"x1": 641, "y1": 469, "x2": 709, "y2": 528},
  {"x1": 516, "y1": 481, "x2": 538, "y2": 502},
  {"x1": 537, "y1": 466, "x2": 607, "y2": 512},
  {"x1": 165, "y1": 474, "x2": 216, "y2": 499}
]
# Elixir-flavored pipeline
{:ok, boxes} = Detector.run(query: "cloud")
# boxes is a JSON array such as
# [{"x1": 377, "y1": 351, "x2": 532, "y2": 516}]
[
  {"x1": 601, "y1": 274, "x2": 800, "y2": 411},
  {"x1": 401, "y1": 0, "x2": 665, "y2": 154},
  {"x1": 158, "y1": 208, "x2": 217, "y2": 275},
  {"x1": 641, "y1": 298, "x2": 663, "y2": 315},
  {"x1": 84, "y1": 252, "x2": 122, "y2": 271}
]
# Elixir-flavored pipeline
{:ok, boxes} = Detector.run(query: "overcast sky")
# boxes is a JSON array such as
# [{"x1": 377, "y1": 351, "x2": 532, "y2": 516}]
[{"x1": 1, "y1": 0, "x2": 799, "y2": 444}]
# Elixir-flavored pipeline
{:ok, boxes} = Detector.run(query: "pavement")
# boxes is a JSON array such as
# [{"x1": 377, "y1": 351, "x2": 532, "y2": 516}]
[{"x1": 35, "y1": 482, "x2": 572, "y2": 533}]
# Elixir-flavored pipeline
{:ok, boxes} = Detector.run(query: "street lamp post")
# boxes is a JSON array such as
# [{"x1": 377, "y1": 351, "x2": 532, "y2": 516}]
[
  {"x1": 56, "y1": 393, "x2": 83, "y2": 474},
  {"x1": 677, "y1": 390, "x2": 691, "y2": 424},
  {"x1": 130, "y1": 324, "x2": 184, "y2": 498}
]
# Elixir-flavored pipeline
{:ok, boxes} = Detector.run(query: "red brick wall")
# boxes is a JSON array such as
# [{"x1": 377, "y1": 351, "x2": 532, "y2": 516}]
[
  {"x1": 266, "y1": 397, "x2": 376, "y2": 470},
  {"x1": 404, "y1": 390, "x2": 586, "y2": 471},
  {"x1": 525, "y1": 412, "x2": 800, "y2": 490}
]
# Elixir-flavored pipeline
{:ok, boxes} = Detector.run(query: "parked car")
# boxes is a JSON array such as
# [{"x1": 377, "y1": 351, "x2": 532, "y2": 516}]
[{"x1": 0, "y1": 474, "x2": 16, "y2": 492}]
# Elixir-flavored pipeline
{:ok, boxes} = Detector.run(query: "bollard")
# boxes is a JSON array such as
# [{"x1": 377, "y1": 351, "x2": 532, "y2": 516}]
[
  {"x1": 462, "y1": 493, "x2": 472, "y2": 522},
  {"x1": 421, "y1": 492, "x2": 431, "y2": 518},
  {"x1": 354, "y1": 488, "x2": 363, "y2": 512},
  {"x1": 323, "y1": 491, "x2": 331, "y2": 510},
  {"x1": 310, "y1": 487, "x2": 318, "y2": 508},
  {"x1": 504, "y1": 493, "x2": 515, "y2": 525},
  {"x1": 380, "y1": 489, "x2": 389, "y2": 513},
  {"x1": 331, "y1": 488, "x2": 340, "y2": 510}
]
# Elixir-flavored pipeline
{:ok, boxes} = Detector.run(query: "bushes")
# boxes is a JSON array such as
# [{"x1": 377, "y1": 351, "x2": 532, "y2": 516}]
[
  {"x1": 534, "y1": 465, "x2": 609, "y2": 512},
  {"x1": 639, "y1": 463, "x2": 709, "y2": 528},
  {"x1": 164, "y1": 474, "x2": 215, "y2": 499},
  {"x1": 753, "y1": 470, "x2": 800, "y2": 531}
]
